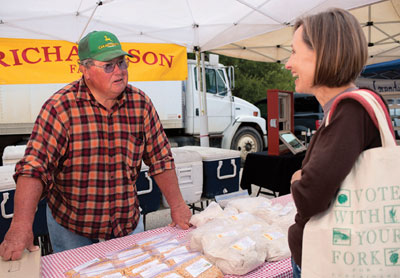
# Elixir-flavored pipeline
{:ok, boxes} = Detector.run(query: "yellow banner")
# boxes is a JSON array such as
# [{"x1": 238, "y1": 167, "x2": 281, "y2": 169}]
[{"x1": 0, "y1": 38, "x2": 187, "y2": 84}]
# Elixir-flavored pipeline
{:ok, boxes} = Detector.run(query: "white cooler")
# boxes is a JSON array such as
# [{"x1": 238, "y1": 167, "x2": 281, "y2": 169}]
[
  {"x1": 162, "y1": 148, "x2": 203, "y2": 207},
  {"x1": 178, "y1": 146, "x2": 241, "y2": 198},
  {"x1": 2, "y1": 145, "x2": 27, "y2": 165},
  {"x1": 0, "y1": 164, "x2": 48, "y2": 243}
]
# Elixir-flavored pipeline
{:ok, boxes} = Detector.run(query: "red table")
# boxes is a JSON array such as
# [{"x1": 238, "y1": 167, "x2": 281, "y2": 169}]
[{"x1": 41, "y1": 194, "x2": 294, "y2": 278}]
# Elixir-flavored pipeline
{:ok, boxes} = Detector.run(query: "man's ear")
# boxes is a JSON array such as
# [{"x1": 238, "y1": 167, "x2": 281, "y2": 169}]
[{"x1": 79, "y1": 65, "x2": 89, "y2": 79}]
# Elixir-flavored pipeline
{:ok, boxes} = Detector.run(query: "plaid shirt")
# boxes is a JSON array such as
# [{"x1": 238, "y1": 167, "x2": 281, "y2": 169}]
[{"x1": 14, "y1": 78, "x2": 174, "y2": 239}]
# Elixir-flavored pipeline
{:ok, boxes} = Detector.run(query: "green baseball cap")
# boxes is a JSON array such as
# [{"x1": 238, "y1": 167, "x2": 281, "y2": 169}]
[{"x1": 78, "y1": 31, "x2": 133, "y2": 61}]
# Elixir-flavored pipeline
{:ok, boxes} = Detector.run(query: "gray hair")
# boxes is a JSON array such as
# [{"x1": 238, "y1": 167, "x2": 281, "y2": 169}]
[{"x1": 79, "y1": 59, "x2": 94, "y2": 68}]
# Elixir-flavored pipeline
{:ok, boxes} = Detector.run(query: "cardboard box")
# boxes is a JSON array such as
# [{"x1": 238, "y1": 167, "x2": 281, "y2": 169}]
[{"x1": 0, "y1": 249, "x2": 41, "y2": 278}]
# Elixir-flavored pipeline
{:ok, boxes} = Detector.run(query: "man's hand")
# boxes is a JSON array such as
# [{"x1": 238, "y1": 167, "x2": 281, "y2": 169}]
[
  {"x1": 0, "y1": 224, "x2": 38, "y2": 261},
  {"x1": 152, "y1": 169, "x2": 192, "y2": 230},
  {"x1": 169, "y1": 201, "x2": 192, "y2": 230}
]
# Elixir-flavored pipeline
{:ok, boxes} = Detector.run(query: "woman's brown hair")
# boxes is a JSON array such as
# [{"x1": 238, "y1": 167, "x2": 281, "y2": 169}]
[{"x1": 294, "y1": 8, "x2": 367, "y2": 88}]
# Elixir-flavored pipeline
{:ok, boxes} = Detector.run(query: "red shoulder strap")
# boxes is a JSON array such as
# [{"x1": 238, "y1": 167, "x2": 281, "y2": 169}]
[{"x1": 328, "y1": 89, "x2": 395, "y2": 138}]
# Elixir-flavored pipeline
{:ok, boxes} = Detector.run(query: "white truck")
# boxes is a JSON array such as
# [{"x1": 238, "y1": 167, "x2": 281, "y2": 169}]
[{"x1": 0, "y1": 57, "x2": 267, "y2": 164}]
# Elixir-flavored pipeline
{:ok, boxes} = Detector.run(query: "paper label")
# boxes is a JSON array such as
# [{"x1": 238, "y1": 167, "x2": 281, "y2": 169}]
[
  {"x1": 263, "y1": 231, "x2": 285, "y2": 240},
  {"x1": 185, "y1": 258, "x2": 212, "y2": 277},
  {"x1": 231, "y1": 212, "x2": 251, "y2": 221},
  {"x1": 217, "y1": 230, "x2": 238, "y2": 238},
  {"x1": 231, "y1": 236, "x2": 256, "y2": 251}
]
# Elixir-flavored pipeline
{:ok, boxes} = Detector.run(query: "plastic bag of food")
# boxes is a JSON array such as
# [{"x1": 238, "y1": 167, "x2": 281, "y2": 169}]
[
  {"x1": 131, "y1": 261, "x2": 171, "y2": 278},
  {"x1": 189, "y1": 201, "x2": 224, "y2": 227},
  {"x1": 105, "y1": 245, "x2": 143, "y2": 261},
  {"x1": 123, "y1": 257, "x2": 163, "y2": 277},
  {"x1": 163, "y1": 251, "x2": 200, "y2": 267},
  {"x1": 80, "y1": 269, "x2": 127, "y2": 278},
  {"x1": 113, "y1": 252, "x2": 153, "y2": 269},
  {"x1": 273, "y1": 202, "x2": 296, "y2": 232},
  {"x1": 249, "y1": 224, "x2": 290, "y2": 262},
  {"x1": 152, "y1": 271, "x2": 185, "y2": 278},
  {"x1": 174, "y1": 254, "x2": 224, "y2": 278},
  {"x1": 135, "y1": 233, "x2": 174, "y2": 248},
  {"x1": 225, "y1": 197, "x2": 272, "y2": 213},
  {"x1": 143, "y1": 238, "x2": 187, "y2": 255},
  {"x1": 204, "y1": 234, "x2": 266, "y2": 275},
  {"x1": 187, "y1": 218, "x2": 233, "y2": 252},
  {"x1": 72, "y1": 258, "x2": 121, "y2": 278},
  {"x1": 64, "y1": 258, "x2": 104, "y2": 277}
]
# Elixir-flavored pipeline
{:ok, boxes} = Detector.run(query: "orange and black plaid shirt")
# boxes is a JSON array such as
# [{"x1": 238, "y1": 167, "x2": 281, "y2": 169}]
[{"x1": 14, "y1": 78, "x2": 174, "y2": 239}]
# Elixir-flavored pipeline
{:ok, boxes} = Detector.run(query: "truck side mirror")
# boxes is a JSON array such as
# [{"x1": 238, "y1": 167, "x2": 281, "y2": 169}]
[{"x1": 227, "y1": 66, "x2": 235, "y2": 90}]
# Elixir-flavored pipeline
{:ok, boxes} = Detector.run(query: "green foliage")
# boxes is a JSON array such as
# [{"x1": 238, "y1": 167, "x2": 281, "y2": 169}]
[{"x1": 218, "y1": 55, "x2": 295, "y2": 104}]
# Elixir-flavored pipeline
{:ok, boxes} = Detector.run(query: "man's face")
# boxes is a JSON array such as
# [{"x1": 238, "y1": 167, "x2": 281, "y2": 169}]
[{"x1": 81, "y1": 56, "x2": 129, "y2": 99}]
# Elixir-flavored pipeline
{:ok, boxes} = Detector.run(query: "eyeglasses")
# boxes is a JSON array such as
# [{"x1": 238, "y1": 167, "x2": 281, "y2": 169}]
[{"x1": 91, "y1": 58, "x2": 129, "y2": 73}]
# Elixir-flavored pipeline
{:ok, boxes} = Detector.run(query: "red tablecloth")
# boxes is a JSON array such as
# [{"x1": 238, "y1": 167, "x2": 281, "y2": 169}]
[{"x1": 41, "y1": 194, "x2": 294, "y2": 278}]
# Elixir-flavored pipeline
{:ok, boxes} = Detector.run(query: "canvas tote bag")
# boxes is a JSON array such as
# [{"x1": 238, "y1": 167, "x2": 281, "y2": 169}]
[{"x1": 302, "y1": 90, "x2": 400, "y2": 277}]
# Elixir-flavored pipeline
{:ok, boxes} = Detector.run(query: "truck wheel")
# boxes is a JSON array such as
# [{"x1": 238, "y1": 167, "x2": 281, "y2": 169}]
[{"x1": 231, "y1": 126, "x2": 263, "y2": 161}]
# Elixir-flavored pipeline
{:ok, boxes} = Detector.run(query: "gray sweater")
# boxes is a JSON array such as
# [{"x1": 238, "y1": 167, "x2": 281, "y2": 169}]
[{"x1": 288, "y1": 94, "x2": 383, "y2": 267}]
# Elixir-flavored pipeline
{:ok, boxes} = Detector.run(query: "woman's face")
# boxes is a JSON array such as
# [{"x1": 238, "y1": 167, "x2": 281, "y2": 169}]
[{"x1": 285, "y1": 26, "x2": 317, "y2": 94}]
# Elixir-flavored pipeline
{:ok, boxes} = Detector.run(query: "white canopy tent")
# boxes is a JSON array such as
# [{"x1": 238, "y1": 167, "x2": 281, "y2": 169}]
[
  {"x1": 0, "y1": 0, "x2": 383, "y2": 52},
  {"x1": 211, "y1": 0, "x2": 400, "y2": 65},
  {"x1": 0, "y1": 0, "x2": 384, "y2": 147}
]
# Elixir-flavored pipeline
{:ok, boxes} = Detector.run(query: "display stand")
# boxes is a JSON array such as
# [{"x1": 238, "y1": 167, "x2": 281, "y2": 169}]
[{"x1": 266, "y1": 89, "x2": 295, "y2": 155}]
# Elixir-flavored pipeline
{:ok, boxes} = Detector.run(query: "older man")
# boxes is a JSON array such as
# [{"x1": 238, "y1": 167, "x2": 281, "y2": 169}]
[{"x1": 0, "y1": 31, "x2": 191, "y2": 260}]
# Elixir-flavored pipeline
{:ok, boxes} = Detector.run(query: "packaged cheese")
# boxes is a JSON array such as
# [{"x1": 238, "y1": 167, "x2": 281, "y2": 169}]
[
  {"x1": 135, "y1": 233, "x2": 173, "y2": 248},
  {"x1": 73, "y1": 259, "x2": 121, "y2": 278},
  {"x1": 174, "y1": 255, "x2": 224, "y2": 278}
]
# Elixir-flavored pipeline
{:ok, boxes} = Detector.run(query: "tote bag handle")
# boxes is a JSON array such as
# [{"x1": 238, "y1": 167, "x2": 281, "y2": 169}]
[{"x1": 326, "y1": 90, "x2": 396, "y2": 148}]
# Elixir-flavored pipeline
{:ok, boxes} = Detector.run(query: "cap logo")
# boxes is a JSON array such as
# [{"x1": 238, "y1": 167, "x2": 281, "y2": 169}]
[
  {"x1": 98, "y1": 42, "x2": 119, "y2": 50},
  {"x1": 78, "y1": 31, "x2": 133, "y2": 61}
]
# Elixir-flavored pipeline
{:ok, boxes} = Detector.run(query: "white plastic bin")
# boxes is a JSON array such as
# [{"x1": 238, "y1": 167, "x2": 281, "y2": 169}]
[
  {"x1": 2, "y1": 145, "x2": 27, "y2": 165},
  {"x1": 179, "y1": 146, "x2": 241, "y2": 198},
  {"x1": 162, "y1": 148, "x2": 203, "y2": 207}
]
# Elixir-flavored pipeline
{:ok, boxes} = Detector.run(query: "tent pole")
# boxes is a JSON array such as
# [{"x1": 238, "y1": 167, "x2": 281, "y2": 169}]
[{"x1": 195, "y1": 50, "x2": 210, "y2": 147}]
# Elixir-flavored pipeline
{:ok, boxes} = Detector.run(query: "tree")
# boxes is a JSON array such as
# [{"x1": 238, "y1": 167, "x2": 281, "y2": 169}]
[{"x1": 218, "y1": 55, "x2": 295, "y2": 104}]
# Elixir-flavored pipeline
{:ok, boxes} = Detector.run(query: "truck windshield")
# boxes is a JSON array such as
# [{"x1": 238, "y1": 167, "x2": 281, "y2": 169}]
[{"x1": 195, "y1": 67, "x2": 228, "y2": 95}]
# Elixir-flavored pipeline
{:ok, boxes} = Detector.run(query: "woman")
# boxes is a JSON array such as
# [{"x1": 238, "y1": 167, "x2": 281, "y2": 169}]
[{"x1": 285, "y1": 8, "x2": 387, "y2": 277}]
